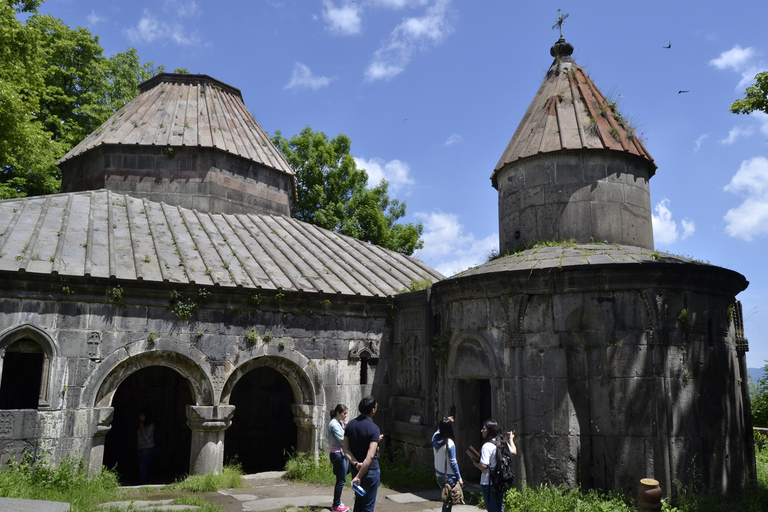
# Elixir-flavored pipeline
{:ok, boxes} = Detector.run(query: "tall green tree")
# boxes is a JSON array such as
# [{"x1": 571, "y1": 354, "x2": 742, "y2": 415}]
[
  {"x1": 1, "y1": 1, "x2": 166, "y2": 199},
  {"x1": 271, "y1": 126, "x2": 423, "y2": 255},
  {"x1": 730, "y1": 71, "x2": 768, "y2": 116},
  {"x1": 752, "y1": 362, "x2": 768, "y2": 428}
]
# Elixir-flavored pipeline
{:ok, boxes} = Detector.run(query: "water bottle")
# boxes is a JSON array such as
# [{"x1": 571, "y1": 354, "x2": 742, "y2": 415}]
[{"x1": 352, "y1": 481, "x2": 366, "y2": 497}]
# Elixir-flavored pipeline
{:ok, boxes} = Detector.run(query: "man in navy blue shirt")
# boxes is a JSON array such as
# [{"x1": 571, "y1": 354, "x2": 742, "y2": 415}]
[{"x1": 343, "y1": 396, "x2": 381, "y2": 512}]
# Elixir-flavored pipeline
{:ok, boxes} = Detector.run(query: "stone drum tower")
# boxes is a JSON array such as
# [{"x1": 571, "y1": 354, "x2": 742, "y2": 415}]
[{"x1": 428, "y1": 34, "x2": 753, "y2": 497}]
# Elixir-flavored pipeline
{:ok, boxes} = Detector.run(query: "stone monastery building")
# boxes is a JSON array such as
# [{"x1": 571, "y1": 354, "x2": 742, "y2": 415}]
[{"x1": 0, "y1": 37, "x2": 755, "y2": 496}]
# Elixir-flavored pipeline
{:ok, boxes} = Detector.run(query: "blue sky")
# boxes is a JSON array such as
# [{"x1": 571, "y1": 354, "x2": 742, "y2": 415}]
[{"x1": 37, "y1": 0, "x2": 768, "y2": 367}]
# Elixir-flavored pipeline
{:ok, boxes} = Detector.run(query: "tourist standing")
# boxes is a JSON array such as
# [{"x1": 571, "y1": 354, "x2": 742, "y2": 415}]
[
  {"x1": 137, "y1": 411, "x2": 156, "y2": 484},
  {"x1": 432, "y1": 416, "x2": 463, "y2": 512},
  {"x1": 343, "y1": 396, "x2": 381, "y2": 512},
  {"x1": 329, "y1": 404, "x2": 350, "y2": 512},
  {"x1": 472, "y1": 419, "x2": 516, "y2": 512}
]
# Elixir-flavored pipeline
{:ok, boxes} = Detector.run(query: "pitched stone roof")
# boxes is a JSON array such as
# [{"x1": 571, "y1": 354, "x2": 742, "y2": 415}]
[
  {"x1": 491, "y1": 38, "x2": 656, "y2": 188},
  {"x1": 57, "y1": 73, "x2": 294, "y2": 178},
  {"x1": 0, "y1": 190, "x2": 443, "y2": 297}
]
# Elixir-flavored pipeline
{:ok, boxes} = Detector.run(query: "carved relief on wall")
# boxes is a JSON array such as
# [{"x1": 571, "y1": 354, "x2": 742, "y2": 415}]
[
  {"x1": 0, "y1": 413, "x2": 13, "y2": 438},
  {"x1": 87, "y1": 331, "x2": 102, "y2": 362},
  {"x1": 401, "y1": 334, "x2": 422, "y2": 395}
]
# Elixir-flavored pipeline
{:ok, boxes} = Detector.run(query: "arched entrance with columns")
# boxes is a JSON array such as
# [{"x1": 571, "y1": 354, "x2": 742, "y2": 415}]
[
  {"x1": 85, "y1": 346, "x2": 215, "y2": 482},
  {"x1": 221, "y1": 354, "x2": 323, "y2": 473}
]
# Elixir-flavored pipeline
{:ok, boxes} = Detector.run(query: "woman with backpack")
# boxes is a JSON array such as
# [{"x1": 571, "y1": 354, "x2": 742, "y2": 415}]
[
  {"x1": 432, "y1": 416, "x2": 464, "y2": 512},
  {"x1": 472, "y1": 419, "x2": 516, "y2": 512}
]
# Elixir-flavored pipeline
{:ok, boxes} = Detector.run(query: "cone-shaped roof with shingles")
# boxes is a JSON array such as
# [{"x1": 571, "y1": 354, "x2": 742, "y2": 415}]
[
  {"x1": 0, "y1": 190, "x2": 443, "y2": 296},
  {"x1": 57, "y1": 73, "x2": 294, "y2": 178},
  {"x1": 491, "y1": 38, "x2": 656, "y2": 188}
]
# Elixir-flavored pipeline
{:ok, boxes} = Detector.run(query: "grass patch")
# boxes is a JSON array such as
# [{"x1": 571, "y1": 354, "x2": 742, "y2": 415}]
[
  {"x1": 165, "y1": 462, "x2": 244, "y2": 492},
  {"x1": 0, "y1": 452, "x2": 119, "y2": 512},
  {"x1": 282, "y1": 451, "x2": 335, "y2": 485},
  {"x1": 379, "y1": 453, "x2": 435, "y2": 489},
  {"x1": 501, "y1": 485, "x2": 632, "y2": 511}
]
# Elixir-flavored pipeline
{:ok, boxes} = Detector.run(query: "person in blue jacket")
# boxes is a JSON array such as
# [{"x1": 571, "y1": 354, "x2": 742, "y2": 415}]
[{"x1": 432, "y1": 416, "x2": 463, "y2": 512}]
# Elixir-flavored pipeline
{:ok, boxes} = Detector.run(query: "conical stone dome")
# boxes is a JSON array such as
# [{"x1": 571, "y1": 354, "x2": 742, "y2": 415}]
[
  {"x1": 493, "y1": 38, "x2": 657, "y2": 253},
  {"x1": 58, "y1": 73, "x2": 296, "y2": 216}
]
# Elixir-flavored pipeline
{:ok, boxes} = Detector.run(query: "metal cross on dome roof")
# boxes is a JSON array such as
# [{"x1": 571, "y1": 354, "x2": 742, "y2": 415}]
[{"x1": 552, "y1": 9, "x2": 569, "y2": 38}]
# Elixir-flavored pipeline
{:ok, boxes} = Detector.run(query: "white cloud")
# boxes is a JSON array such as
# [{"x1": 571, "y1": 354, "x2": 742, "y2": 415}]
[
  {"x1": 709, "y1": 45, "x2": 764, "y2": 91},
  {"x1": 364, "y1": 0, "x2": 453, "y2": 82},
  {"x1": 724, "y1": 156, "x2": 768, "y2": 241},
  {"x1": 710, "y1": 45, "x2": 756, "y2": 72},
  {"x1": 445, "y1": 134, "x2": 462, "y2": 146},
  {"x1": 371, "y1": 0, "x2": 429, "y2": 8},
  {"x1": 652, "y1": 198, "x2": 695, "y2": 246},
  {"x1": 694, "y1": 133, "x2": 709, "y2": 152},
  {"x1": 720, "y1": 125, "x2": 754, "y2": 145},
  {"x1": 354, "y1": 157, "x2": 414, "y2": 193},
  {"x1": 284, "y1": 63, "x2": 335, "y2": 90},
  {"x1": 87, "y1": 11, "x2": 105, "y2": 25},
  {"x1": 414, "y1": 211, "x2": 498, "y2": 276},
  {"x1": 322, "y1": 0, "x2": 362, "y2": 35},
  {"x1": 164, "y1": 0, "x2": 199, "y2": 17},
  {"x1": 124, "y1": 8, "x2": 200, "y2": 46}
]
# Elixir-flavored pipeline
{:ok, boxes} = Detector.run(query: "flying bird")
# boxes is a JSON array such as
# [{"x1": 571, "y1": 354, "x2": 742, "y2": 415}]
[
  {"x1": 678, "y1": 90, "x2": 689, "y2": 94},
  {"x1": 663, "y1": 41, "x2": 671, "y2": 49}
]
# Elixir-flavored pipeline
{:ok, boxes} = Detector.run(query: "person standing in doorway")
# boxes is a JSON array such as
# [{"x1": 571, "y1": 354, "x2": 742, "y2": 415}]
[
  {"x1": 329, "y1": 404, "x2": 350, "y2": 512},
  {"x1": 343, "y1": 396, "x2": 381, "y2": 512},
  {"x1": 472, "y1": 419, "x2": 516, "y2": 512},
  {"x1": 137, "y1": 411, "x2": 156, "y2": 484},
  {"x1": 432, "y1": 416, "x2": 463, "y2": 512}
]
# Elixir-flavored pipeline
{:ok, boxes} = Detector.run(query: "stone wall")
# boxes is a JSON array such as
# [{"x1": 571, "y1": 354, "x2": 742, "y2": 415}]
[
  {"x1": 496, "y1": 151, "x2": 654, "y2": 252},
  {"x1": 0, "y1": 273, "x2": 393, "y2": 475},
  {"x1": 59, "y1": 145, "x2": 293, "y2": 216},
  {"x1": 428, "y1": 259, "x2": 752, "y2": 496}
]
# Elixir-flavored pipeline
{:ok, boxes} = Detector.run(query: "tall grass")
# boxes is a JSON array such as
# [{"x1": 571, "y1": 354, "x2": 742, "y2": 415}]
[
  {"x1": 0, "y1": 452, "x2": 119, "y2": 512},
  {"x1": 165, "y1": 462, "x2": 244, "y2": 492},
  {"x1": 282, "y1": 450, "x2": 435, "y2": 489}
]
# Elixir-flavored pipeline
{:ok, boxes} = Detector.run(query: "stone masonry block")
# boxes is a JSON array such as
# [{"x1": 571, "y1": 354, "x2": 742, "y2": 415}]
[
  {"x1": 56, "y1": 301, "x2": 88, "y2": 329},
  {"x1": 20, "y1": 299, "x2": 57, "y2": 328},
  {"x1": 56, "y1": 330, "x2": 85, "y2": 358},
  {"x1": 0, "y1": 298, "x2": 21, "y2": 328},
  {"x1": 87, "y1": 303, "x2": 117, "y2": 330}
]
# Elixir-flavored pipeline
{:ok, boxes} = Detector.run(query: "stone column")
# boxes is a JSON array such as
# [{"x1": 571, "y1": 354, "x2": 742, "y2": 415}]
[
  {"x1": 292, "y1": 403, "x2": 320, "y2": 457},
  {"x1": 186, "y1": 405, "x2": 235, "y2": 475},
  {"x1": 88, "y1": 407, "x2": 114, "y2": 475}
]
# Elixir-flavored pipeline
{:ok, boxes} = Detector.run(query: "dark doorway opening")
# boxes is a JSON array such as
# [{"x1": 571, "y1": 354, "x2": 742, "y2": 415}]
[
  {"x1": 457, "y1": 379, "x2": 492, "y2": 481},
  {"x1": 224, "y1": 366, "x2": 297, "y2": 473},
  {"x1": 0, "y1": 341, "x2": 44, "y2": 410},
  {"x1": 103, "y1": 366, "x2": 193, "y2": 485}
]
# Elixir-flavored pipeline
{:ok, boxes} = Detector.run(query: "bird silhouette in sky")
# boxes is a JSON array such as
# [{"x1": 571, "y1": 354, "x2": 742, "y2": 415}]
[
  {"x1": 663, "y1": 40, "x2": 671, "y2": 49},
  {"x1": 678, "y1": 90, "x2": 689, "y2": 94}
]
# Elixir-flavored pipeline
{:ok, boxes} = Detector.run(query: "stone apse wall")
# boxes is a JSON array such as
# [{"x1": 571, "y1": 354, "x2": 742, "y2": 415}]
[
  {"x1": 0, "y1": 273, "x2": 394, "y2": 478},
  {"x1": 419, "y1": 260, "x2": 753, "y2": 496}
]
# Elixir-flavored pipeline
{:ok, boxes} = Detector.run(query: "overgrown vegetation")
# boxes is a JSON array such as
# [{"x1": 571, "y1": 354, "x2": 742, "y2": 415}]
[
  {"x1": 164, "y1": 462, "x2": 243, "y2": 492},
  {"x1": 282, "y1": 450, "x2": 434, "y2": 490},
  {"x1": 751, "y1": 362, "x2": 768, "y2": 427},
  {"x1": 486, "y1": 239, "x2": 579, "y2": 262},
  {"x1": 0, "y1": 452, "x2": 118, "y2": 512},
  {"x1": 401, "y1": 277, "x2": 433, "y2": 292},
  {"x1": 0, "y1": 453, "x2": 241, "y2": 512}
]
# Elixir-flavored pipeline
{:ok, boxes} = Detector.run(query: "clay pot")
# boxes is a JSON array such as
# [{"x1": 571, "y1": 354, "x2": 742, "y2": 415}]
[{"x1": 637, "y1": 478, "x2": 662, "y2": 512}]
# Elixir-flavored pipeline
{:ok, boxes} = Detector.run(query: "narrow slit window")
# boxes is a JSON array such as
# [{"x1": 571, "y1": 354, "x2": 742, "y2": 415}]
[{"x1": 360, "y1": 356, "x2": 368, "y2": 385}]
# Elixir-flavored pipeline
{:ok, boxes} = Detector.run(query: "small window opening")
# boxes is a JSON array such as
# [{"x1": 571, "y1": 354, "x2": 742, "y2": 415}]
[
  {"x1": 0, "y1": 339, "x2": 44, "y2": 410},
  {"x1": 360, "y1": 356, "x2": 369, "y2": 385}
]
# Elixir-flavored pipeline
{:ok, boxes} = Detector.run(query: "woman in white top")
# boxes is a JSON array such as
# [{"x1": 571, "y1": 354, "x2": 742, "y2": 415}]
[
  {"x1": 472, "y1": 419, "x2": 516, "y2": 512},
  {"x1": 328, "y1": 404, "x2": 350, "y2": 512},
  {"x1": 432, "y1": 416, "x2": 464, "y2": 512}
]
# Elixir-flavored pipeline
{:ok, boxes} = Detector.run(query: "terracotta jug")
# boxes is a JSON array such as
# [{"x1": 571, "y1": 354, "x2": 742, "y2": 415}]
[{"x1": 637, "y1": 478, "x2": 662, "y2": 511}]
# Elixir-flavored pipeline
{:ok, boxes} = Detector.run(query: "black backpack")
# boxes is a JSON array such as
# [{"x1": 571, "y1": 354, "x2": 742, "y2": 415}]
[{"x1": 490, "y1": 440, "x2": 515, "y2": 493}]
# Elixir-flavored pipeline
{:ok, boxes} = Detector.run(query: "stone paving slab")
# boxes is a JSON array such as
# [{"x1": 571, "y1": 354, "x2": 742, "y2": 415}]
[
  {"x1": 97, "y1": 498, "x2": 200, "y2": 510},
  {"x1": 0, "y1": 497, "x2": 70, "y2": 512}
]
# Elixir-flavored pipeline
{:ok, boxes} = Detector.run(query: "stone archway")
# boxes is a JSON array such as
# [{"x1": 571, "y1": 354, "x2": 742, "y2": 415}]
[
  {"x1": 221, "y1": 354, "x2": 324, "y2": 471},
  {"x1": 103, "y1": 366, "x2": 194, "y2": 484},
  {"x1": 446, "y1": 332, "x2": 500, "y2": 481},
  {"x1": 84, "y1": 345, "x2": 215, "y2": 477}
]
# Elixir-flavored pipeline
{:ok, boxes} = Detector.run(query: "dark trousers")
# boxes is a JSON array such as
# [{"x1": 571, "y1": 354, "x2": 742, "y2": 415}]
[
  {"x1": 352, "y1": 467, "x2": 380, "y2": 512},
  {"x1": 330, "y1": 451, "x2": 349, "y2": 507}
]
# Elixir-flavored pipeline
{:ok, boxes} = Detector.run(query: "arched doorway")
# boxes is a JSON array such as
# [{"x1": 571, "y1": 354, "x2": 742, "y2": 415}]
[
  {"x1": 224, "y1": 366, "x2": 297, "y2": 473},
  {"x1": 103, "y1": 366, "x2": 194, "y2": 484}
]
